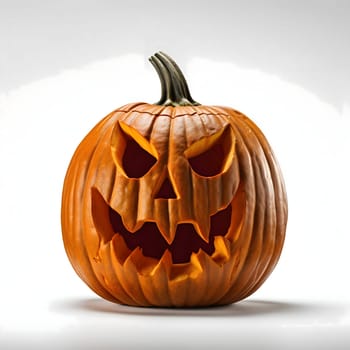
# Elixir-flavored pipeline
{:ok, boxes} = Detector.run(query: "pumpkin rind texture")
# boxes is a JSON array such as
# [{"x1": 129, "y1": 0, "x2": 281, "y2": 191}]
[{"x1": 61, "y1": 52, "x2": 287, "y2": 307}]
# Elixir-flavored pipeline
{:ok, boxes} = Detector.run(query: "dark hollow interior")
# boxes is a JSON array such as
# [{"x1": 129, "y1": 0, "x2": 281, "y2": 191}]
[
  {"x1": 122, "y1": 138, "x2": 157, "y2": 178},
  {"x1": 108, "y1": 202, "x2": 232, "y2": 264},
  {"x1": 187, "y1": 141, "x2": 226, "y2": 177},
  {"x1": 154, "y1": 176, "x2": 177, "y2": 199}
]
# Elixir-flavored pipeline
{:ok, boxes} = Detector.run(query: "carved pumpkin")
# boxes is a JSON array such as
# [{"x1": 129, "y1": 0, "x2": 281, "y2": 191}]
[{"x1": 61, "y1": 52, "x2": 288, "y2": 307}]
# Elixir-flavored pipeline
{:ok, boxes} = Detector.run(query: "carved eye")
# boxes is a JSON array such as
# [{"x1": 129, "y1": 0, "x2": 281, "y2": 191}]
[
  {"x1": 185, "y1": 126, "x2": 234, "y2": 177},
  {"x1": 122, "y1": 136, "x2": 157, "y2": 178},
  {"x1": 111, "y1": 122, "x2": 157, "y2": 178}
]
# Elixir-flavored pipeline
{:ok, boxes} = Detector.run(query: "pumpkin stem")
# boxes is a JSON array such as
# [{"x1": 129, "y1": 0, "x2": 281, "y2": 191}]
[{"x1": 149, "y1": 52, "x2": 200, "y2": 106}]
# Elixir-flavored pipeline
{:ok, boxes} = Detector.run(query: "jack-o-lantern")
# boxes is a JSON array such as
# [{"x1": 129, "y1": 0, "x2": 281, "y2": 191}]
[{"x1": 61, "y1": 52, "x2": 288, "y2": 307}]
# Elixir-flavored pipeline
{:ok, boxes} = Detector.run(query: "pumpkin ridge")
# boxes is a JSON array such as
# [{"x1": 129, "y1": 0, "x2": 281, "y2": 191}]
[
  {"x1": 216, "y1": 119, "x2": 257, "y2": 303},
  {"x1": 235, "y1": 125, "x2": 276, "y2": 300},
  {"x1": 235, "y1": 116, "x2": 286, "y2": 300},
  {"x1": 177, "y1": 115, "x2": 194, "y2": 219},
  {"x1": 236, "y1": 118, "x2": 270, "y2": 296},
  {"x1": 233, "y1": 155, "x2": 266, "y2": 299},
  {"x1": 98, "y1": 241, "x2": 134, "y2": 305},
  {"x1": 216, "y1": 114, "x2": 241, "y2": 210},
  {"x1": 62, "y1": 117, "x2": 117, "y2": 302},
  {"x1": 82, "y1": 117, "x2": 125, "y2": 289},
  {"x1": 115, "y1": 249, "x2": 151, "y2": 306},
  {"x1": 218, "y1": 112, "x2": 279, "y2": 303},
  {"x1": 106, "y1": 165, "x2": 116, "y2": 204}
]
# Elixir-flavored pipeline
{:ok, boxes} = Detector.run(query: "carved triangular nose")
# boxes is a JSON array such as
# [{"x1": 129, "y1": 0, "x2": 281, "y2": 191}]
[{"x1": 155, "y1": 175, "x2": 177, "y2": 199}]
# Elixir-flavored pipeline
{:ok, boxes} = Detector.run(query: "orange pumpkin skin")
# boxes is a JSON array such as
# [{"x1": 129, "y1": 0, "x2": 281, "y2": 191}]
[{"x1": 61, "y1": 53, "x2": 287, "y2": 307}]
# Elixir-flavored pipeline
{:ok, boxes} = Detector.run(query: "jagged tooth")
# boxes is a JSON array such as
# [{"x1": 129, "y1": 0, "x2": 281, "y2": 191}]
[
  {"x1": 154, "y1": 200, "x2": 178, "y2": 244},
  {"x1": 155, "y1": 215, "x2": 177, "y2": 245},
  {"x1": 168, "y1": 219, "x2": 178, "y2": 244},
  {"x1": 137, "y1": 255, "x2": 159, "y2": 276},
  {"x1": 121, "y1": 216, "x2": 143, "y2": 233},
  {"x1": 150, "y1": 249, "x2": 172, "y2": 276},
  {"x1": 193, "y1": 216, "x2": 211, "y2": 243},
  {"x1": 195, "y1": 248, "x2": 209, "y2": 264},
  {"x1": 117, "y1": 247, "x2": 152, "y2": 306},
  {"x1": 195, "y1": 247, "x2": 229, "y2": 305},
  {"x1": 168, "y1": 252, "x2": 204, "y2": 282},
  {"x1": 122, "y1": 246, "x2": 159, "y2": 275},
  {"x1": 123, "y1": 247, "x2": 142, "y2": 269},
  {"x1": 156, "y1": 222, "x2": 177, "y2": 245},
  {"x1": 182, "y1": 249, "x2": 210, "y2": 306},
  {"x1": 189, "y1": 251, "x2": 204, "y2": 277},
  {"x1": 195, "y1": 248, "x2": 222, "y2": 273},
  {"x1": 111, "y1": 234, "x2": 131, "y2": 265},
  {"x1": 212, "y1": 236, "x2": 231, "y2": 265}
]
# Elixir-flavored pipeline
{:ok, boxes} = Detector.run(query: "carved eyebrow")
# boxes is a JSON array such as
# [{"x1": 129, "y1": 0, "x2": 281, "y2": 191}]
[
  {"x1": 184, "y1": 125, "x2": 235, "y2": 176},
  {"x1": 114, "y1": 121, "x2": 158, "y2": 158},
  {"x1": 110, "y1": 121, "x2": 158, "y2": 178},
  {"x1": 184, "y1": 125, "x2": 233, "y2": 158}
]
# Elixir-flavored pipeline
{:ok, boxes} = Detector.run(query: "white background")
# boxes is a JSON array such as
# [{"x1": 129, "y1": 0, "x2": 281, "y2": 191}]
[{"x1": 1, "y1": 1, "x2": 349, "y2": 349}]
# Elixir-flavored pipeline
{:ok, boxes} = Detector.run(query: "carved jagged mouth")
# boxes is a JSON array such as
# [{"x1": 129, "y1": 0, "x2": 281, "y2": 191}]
[{"x1": 91, "y1": 188, "x2": 232, "y2": 264}]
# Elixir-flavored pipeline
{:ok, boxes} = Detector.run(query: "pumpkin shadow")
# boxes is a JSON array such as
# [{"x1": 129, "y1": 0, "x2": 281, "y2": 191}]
[{"x1": 52, "y1": 297, "x2": 308, "y2": 318}]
